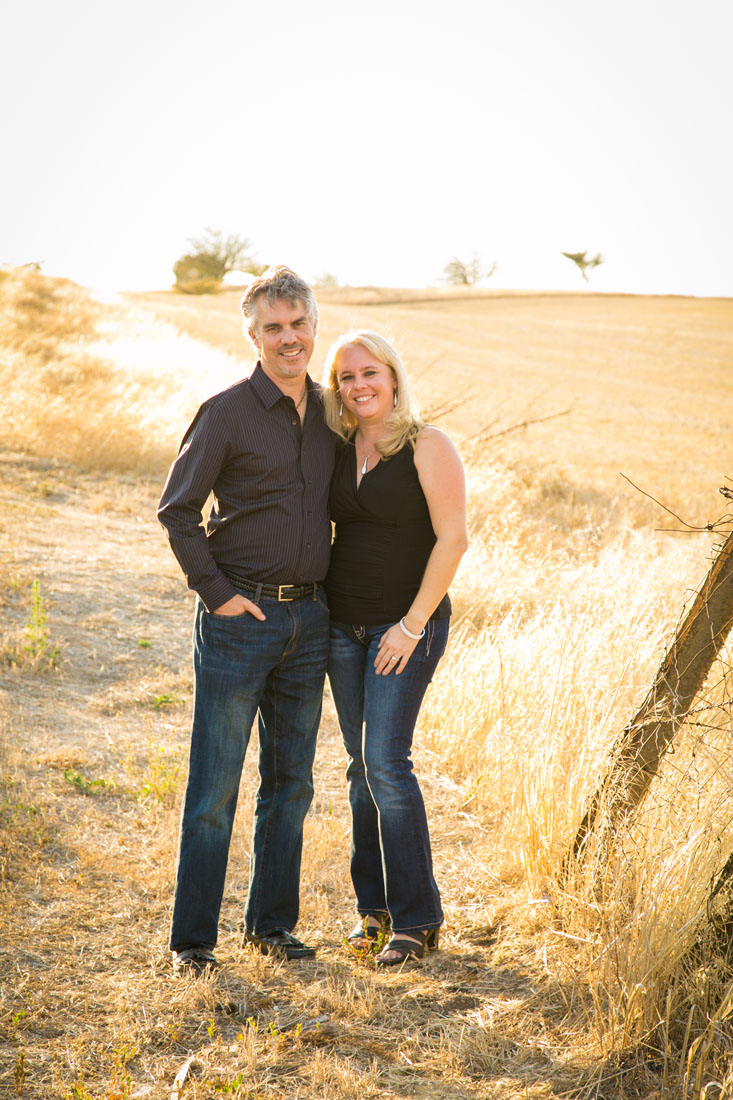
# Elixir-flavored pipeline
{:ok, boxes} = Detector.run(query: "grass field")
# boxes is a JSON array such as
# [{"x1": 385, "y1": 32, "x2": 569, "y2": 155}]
[{"x1": 1, "y1": 266, "x2": 732, "y2": 1099}]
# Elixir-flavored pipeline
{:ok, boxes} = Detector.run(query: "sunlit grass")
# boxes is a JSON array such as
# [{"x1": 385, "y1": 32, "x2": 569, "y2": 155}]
[
  {"x1": 1, "y1": 266, "x2": 732, "y2": 1096},
  {"x1": 0, "y1": 266, "x2": 247, "y2": 475}
]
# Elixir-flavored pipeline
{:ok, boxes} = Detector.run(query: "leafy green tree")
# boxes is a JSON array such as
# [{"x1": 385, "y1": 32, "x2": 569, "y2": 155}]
[{"x1": 173, "y1": 229, "x2": 265, "y2": 293}]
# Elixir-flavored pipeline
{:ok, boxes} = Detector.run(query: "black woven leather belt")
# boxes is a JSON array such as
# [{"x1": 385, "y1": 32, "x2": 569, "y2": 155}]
[{"x1": 222, "y1": 570, "x2": 321, "y2": 602}]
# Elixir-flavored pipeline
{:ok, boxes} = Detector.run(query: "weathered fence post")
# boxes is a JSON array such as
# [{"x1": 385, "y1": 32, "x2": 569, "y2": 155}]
[{"x1": 562, "y1": 529, "x2": 733, "y2": 876}]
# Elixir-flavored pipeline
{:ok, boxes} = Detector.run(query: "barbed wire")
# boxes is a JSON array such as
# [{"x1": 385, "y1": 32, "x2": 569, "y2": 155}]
[{"x1": 620, "y1": 473, "x2": 733, "y2": 533}]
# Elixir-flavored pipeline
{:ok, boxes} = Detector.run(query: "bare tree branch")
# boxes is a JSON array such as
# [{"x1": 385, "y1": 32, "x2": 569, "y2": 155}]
[{"x1": 463, "y1": 406, "x2": 572, "y2": 448}]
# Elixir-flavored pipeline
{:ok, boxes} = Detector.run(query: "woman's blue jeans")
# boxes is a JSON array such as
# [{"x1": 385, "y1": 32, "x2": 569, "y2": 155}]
[
  {"x1": 327, "y1": 617, "x2": 449, "y2": 935},
  {"x1": 169, "y1": 591, "x2": 330, "y2": 953}
]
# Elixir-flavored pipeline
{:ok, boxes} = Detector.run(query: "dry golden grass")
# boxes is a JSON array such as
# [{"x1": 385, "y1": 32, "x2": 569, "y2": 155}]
[
  {"x1": 0, "y1": 269, "x2": 245, "y2": 477},
  {"x1": 1, "y1": 267, "x2": 732, "y2": 1098}
]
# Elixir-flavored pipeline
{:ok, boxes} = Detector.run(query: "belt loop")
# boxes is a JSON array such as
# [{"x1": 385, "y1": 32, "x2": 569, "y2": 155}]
[{"x1": 254, "y1": 582, "x2": 263, "y2": 606}]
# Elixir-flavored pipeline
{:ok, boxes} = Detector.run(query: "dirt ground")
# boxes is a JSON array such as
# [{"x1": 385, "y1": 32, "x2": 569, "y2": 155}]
[{"x1": 0, "y1": 451, "x2": 594, "y2": 1100}]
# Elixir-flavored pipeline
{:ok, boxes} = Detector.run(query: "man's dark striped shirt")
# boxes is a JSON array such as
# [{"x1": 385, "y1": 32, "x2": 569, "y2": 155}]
[{"x1": 158, "y1": 363, "x2": 335, "y2": 612}]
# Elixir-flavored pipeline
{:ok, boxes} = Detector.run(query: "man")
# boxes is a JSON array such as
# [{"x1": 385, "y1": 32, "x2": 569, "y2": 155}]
[{"x1": 158, "y1": 266, "x2": 334, "y2": 973}]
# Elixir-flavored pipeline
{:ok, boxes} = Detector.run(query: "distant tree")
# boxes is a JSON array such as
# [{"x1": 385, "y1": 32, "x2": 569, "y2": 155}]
[
  {"x1": 171, "y1": 258, "x2": 220, "y2": 296},
  {"x1": 173, "y1": 229, "x2": 265, "y2": 293},
  {"x1": 442, "y1": 254, "x2": 496, "y2": 286},
  {"x1": 312, "y1": 272, "x2": 341, "y2": 288},
  {"x1": 561, "y1": 250, "x2": 604, "y2": 283}
]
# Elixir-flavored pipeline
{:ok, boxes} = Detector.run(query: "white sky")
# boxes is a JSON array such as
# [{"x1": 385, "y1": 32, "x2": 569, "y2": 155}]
[{"x1": 2, "y1": 0, "x2": 731, "y2": 296}]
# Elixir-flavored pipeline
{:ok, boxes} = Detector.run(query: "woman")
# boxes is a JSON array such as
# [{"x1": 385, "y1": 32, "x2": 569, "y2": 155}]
[{"x1": 322, "y1": 330, "x2": 468, "y2": 966}]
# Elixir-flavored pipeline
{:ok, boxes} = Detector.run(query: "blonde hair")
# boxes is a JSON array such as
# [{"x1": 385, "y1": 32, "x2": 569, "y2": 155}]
[{"x1": 321, "y1": 330, "x2": 424, "y2": 458}]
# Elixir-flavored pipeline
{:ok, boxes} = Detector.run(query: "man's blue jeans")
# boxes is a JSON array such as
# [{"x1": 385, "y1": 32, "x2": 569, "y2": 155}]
[
  {"x1": 169, "y1": 590, "x2": 330, "y2": 952},
  {"x1": 327, "y1": 617, "x2": 449, "y2": 935}
]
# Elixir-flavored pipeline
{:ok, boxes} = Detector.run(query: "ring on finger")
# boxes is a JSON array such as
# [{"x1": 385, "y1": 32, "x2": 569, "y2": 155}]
[{"x1": 390, "y1": 656, "x2": 398, "y2": 662}]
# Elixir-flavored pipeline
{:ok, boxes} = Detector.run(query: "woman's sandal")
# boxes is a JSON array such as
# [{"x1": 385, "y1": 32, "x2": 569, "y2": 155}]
[
  {"x1": 347, "y1": 912, "x2": 390, "y2": 952},
  {"x1": 375, "y1": 927, "x2": 440, "y2": 967}
]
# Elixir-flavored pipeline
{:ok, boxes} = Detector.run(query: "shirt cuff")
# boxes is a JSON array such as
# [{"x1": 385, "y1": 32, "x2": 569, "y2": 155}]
[{"x1": 196, "y1": 574, "x2": 239, "y2": 613}]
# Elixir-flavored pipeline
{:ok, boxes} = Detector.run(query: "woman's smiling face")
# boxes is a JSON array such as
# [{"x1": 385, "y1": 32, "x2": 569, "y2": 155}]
[{"x1": 334, "y1": 344, "x2": 396, "y2": 427}]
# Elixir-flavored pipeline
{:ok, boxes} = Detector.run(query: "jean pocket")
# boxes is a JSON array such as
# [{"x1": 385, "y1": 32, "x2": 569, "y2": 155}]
[
  {"x1": 206, "y1": 609, "x2": 253, "y2": 633},
  {"x1": 305, "y1": 581, "x2": 327, "y2": 613}
]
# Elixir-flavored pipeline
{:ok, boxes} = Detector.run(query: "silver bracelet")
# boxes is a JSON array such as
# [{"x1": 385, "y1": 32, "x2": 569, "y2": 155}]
[{"x1": 399, "y1": 616, "x2": 426, "y2": 640}]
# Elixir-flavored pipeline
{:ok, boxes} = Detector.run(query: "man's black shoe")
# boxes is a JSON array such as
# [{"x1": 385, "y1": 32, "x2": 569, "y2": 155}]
[
  {"x1": 245, "y1": 929, "x2": 316, "y2": 959},
  {"x1": 172, "y1": 946, "x2": 217, "y2": 975}
]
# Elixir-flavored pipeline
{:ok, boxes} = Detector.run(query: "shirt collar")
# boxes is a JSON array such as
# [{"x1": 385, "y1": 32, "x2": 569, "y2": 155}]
[{"x1": 250, "y1": 361, "x2": 318, "y2": 410}]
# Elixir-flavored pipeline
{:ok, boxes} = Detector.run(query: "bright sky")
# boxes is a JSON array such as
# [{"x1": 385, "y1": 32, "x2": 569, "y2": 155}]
[{"x1": 3, "y1": 0, "x2": 731, "y2": 296}]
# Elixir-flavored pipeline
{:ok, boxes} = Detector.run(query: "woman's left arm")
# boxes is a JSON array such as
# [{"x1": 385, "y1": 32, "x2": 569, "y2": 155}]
[{"x1": 375, "y1": 428, "x2": 469, "y2": 675}]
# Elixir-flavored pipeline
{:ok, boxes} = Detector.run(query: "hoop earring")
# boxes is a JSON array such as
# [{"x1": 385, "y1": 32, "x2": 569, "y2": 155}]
[
  {"x1": 393, "y1": 389, "x2": 398, "y2": 408},
  {"x1": 339, "y1": 399, "x2": 343, "y2": 416}
]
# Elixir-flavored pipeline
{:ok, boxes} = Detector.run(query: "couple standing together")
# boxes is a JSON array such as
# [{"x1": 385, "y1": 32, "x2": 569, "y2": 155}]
[{"x1": 158, "y1": 266, "x2": 468, "y2": 973}]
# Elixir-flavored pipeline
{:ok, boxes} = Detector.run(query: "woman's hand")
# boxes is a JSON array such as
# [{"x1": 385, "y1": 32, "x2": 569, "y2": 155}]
[{"x1": 374, "y1": 622, "x2": 420, "y2": 676}]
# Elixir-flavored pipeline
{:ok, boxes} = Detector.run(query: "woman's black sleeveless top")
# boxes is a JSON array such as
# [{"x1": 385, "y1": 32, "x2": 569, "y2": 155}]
[{"x1": 324, "y1": 441, "x2": 452, "y2": 625}]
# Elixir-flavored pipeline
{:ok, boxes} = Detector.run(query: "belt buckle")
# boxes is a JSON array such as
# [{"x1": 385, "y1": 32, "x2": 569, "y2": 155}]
[{"x1": 277, "y1": 584, "x2": 295, "y2": 602}]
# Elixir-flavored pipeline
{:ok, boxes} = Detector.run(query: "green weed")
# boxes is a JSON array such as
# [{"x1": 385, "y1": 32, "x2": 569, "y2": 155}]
[
  {"x1": 208, "y1": 1074, "x2": 249, "y2": 1095},
  {"x1": 1, "y1": 579, "x2": 59, "y2": 670},
  {"x1": 63, "y1": 768, "x2": 114, "y2": 796},
  {"x1": 26, "y1": 580, "x2": 59, "y2": 665},
  {"x1": 109, "y1": 1043, "x2": 135, "y2": 1099},
  {"x1": 137, "y1": 739, "x2": 181, "y2": 803},
  {"x1": 24, "y1": 579, "x2": 59, "y2": 666},
  {"x1": 149, "y1": 692, "x2": 183, "y2": 710},
  {"x1": 0, "y1": 798, "x2": 39, "y2": 825},
  {"x1": 65, "y1": 1086, "x2": 94, "y2": 1100}
]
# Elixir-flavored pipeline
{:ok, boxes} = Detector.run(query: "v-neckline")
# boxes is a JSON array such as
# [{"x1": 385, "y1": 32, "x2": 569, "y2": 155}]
[{"x1": 354, "y1": 445, "x2": 380, "y2": 492}]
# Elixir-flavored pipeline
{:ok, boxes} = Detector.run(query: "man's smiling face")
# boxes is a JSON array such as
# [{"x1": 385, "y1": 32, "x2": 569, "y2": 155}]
[{"x1": 249, "y1": 298, "x2": 317, "y2": 385}]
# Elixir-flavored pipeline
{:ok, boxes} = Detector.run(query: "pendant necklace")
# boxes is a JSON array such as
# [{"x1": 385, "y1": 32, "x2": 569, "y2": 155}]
[{"x1": 360, "y1": 446, "x2": 378, "y2": 475}]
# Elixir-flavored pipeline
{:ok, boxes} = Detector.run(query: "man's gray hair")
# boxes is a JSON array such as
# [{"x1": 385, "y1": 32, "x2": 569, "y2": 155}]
[{"x1": 240, "y1": 265, "x2": 318, "y2": 333}]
